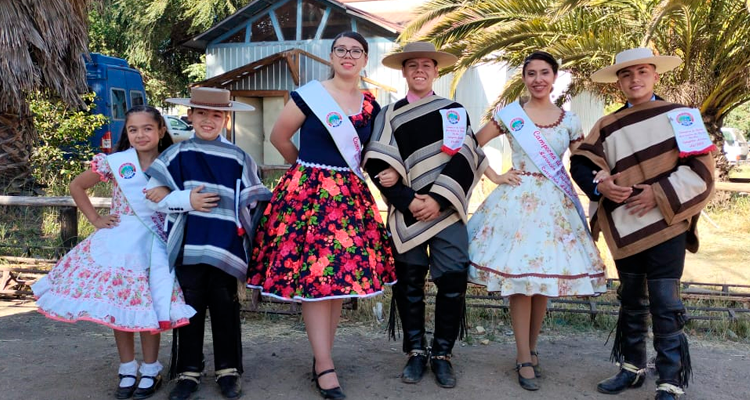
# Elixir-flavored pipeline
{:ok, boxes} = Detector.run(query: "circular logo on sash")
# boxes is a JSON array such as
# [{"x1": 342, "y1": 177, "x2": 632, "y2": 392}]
[
  {"x1": 119, "y1": 163, "x2": 137, "y2": 179},
  {"x1": 326, "y1": 112, "x2": 343, "y2": 128},
  {"x1": 675, "y1": 112, "x2": 694, "y2": 126},
  {"x1": 510, "y1": 118, "x2": 525, "y2": 132},
  {"x1": 446, "y1": 110, "x2": 460, "y2": 124}
]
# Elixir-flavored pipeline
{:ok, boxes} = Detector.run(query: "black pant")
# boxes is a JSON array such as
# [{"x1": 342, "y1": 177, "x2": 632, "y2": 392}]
[
  {"x1": 175, "y1": 264, "x2": 243, "y2": 374},
  {"x1": 613, "y1": 233, "x2": 691, "y2": 387}
]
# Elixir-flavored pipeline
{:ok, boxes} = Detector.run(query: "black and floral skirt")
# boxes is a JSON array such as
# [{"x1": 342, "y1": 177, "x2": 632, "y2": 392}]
[{"x1": 247, "y1": 163, "x2": 396, "y2": 301}]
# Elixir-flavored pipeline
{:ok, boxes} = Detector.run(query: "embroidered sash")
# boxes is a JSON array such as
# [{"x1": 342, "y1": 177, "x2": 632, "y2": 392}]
[
  {"x1": 107, "y1": 148, "x2": 162, "y2": 240},
  {"x1": 496, "y1": 102, "x2": 589, "y2": 231},
  {"x1": 438, "y1": 108, "x2": 467, "y2": 155},
  {"x1": 296, "y1": 80, "x2": 365, "y2": 180},
  {"x1": 666, "y1": 108, "x2": 717, "y2": 157}
]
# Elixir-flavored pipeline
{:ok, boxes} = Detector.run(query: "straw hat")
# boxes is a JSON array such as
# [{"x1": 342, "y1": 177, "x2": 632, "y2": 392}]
[
  {"x1": 591, "y1": 48, "x2": 682, "y2": 83},
  {"x1": 381, "y1": 42, "x2": 458, "y2": 70},
  {"x1": 166, "y1": 87, "x2": 255, "y2": 111}
]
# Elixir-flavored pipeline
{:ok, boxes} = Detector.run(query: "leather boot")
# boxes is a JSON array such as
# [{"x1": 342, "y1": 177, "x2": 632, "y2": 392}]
[
  {"x1": 392, "y1": 262, "x2": 429, "y2": 383},
  {"x1": 649, "y1": 279, "x2": 691, "y2": 391},
  {"x1": 430, "y1": 270, "x2": 468, "y2": 389},
  {"x1": 598, "y1": 271, "x2": 649, "y2": 394}
]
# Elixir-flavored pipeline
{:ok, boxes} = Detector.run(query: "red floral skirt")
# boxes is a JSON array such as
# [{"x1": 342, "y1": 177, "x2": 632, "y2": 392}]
[{"x1": 247, "y1": 163, "x2": 396, "y2": 301}]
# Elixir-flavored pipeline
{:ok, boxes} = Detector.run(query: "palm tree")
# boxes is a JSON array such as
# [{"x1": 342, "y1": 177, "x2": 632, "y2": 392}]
[
  {"x1": 400, "y1": 0, "x2": 750, "y2": 176},
  {"x1": 0, "y1": 0, "x2": 91, "y2": 192}
]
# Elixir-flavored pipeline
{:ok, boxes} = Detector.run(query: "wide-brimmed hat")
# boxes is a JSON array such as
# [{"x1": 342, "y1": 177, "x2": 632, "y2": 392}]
[
  {"x1": 382, "y1": 41, "x2": 458, "y2": 70},
  {"x1": 591, "y1": 47, "x2": 682, "y2": 83},
  {"x1": 166, "y1": 87, "x2": 255, "y2": 111}
]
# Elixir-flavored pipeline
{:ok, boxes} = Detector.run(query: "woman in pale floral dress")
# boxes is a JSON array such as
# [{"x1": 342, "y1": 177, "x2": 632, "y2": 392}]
[
  {"x1": 33, "y1": 106, "x2": 195, "y2": 400},
  {"x1": 469, "y1": 51, "x2": 607, "y2": 391}
]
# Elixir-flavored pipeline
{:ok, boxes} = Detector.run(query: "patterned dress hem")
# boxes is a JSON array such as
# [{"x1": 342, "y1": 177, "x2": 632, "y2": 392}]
[{"x1": 247, "y1": 280, "x2": 396, "y2": 303}]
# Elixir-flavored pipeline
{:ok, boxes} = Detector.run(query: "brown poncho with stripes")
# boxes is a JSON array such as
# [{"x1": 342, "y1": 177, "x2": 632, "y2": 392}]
[
  {"x1": 572, "y1": 100, "x2": 715, "y2": 260},
  {"x1": 363, "y1": 95, "x2": 488, "y2": 253}
]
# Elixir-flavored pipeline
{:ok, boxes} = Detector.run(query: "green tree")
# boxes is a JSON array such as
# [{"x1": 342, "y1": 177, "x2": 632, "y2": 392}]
[
  {"x1": 88, "y1": 0, "x2": 250, "y2": 105},
  {"x1": 29, "y1": 93, "x2": 107, "y2": 189},
  {"x1": 401, "y1": 0, "x2": 750, "y2": 176},
  {"x1": 725, "y1": 103, "x2": 750, "y2": 139}
]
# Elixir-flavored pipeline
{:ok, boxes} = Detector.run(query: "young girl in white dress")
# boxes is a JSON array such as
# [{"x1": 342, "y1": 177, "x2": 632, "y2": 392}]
[
  {"x1": 470, "y1": 51, "x2": 607, "y2": 390},
  {"x1": 32, "y1": 106, "x2": 196, "y2": 400}
]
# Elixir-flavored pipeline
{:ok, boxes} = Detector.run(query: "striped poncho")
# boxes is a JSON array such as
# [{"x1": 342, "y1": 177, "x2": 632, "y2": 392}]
[
  {"x1": 363, "y1": 95, "x2": 488, "y2": 253},
  {"x1": 571, "y1": 100, "x2": 715, "y2": 260},
  {"x1": 146, "y1": 137, "x2": 272, "y2": 279}
]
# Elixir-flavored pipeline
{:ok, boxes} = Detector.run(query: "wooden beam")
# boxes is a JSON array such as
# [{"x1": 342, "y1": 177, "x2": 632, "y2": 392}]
[
  {"x1": 285, "y1": 52, "x2": 300, "y2": 86},
  {"x1": 0, "y1": 196, "x2": 110, "y2": 208}
]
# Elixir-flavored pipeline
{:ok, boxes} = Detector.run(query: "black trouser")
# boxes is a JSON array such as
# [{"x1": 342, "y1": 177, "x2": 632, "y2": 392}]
[
  {"x1": 391, "y1": 222, "x2": 469, "y2": 356},
  {"x1": 613, "y1": 233, "x2": 691, "y2": 387},
  {"x1": 175, "y1": 264, "x2": 243, "y2": 374}
]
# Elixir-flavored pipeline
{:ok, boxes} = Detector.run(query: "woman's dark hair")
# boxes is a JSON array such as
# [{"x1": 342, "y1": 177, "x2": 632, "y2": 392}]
[
  {"x1": 114, "y1": 105, "x2": 174, "y2": 153},
  {"x1": 522, "y1": 51, "x2": 559, "y2": 76},
  {"x1": 328, "y1": 31, "x2": 369, "y2": 79}
]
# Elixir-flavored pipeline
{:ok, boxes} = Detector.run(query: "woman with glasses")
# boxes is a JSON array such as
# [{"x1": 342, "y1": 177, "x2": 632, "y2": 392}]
[{"x1": 247, "y1": 31, "x2": 395, "y2": 400}]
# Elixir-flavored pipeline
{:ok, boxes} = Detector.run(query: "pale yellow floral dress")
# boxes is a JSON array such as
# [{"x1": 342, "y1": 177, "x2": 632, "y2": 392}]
[{"x1": 467, "y1": 111, "x2": 607, "y2": 297}]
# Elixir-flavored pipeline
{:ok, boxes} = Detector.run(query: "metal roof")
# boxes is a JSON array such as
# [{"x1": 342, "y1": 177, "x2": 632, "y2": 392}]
[{"x1": 183, "y1": 0, "x2": 402, "y2": 50}]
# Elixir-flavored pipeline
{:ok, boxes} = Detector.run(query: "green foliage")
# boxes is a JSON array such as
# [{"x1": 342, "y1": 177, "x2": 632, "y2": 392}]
[
  {"x1": 88, "y1": 0, "x2": 250, "y2": 105},
  {"x1": 29, "y1": 92, "x2": 107, "y2": 190},
  {"x1": 725, "y1": 103, "x2": 750, "y2": 139}
]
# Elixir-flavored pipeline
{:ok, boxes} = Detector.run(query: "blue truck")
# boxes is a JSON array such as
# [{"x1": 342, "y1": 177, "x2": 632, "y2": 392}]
[{"x1": 85, "y1": 53, "x2": 147, "y2": 153}]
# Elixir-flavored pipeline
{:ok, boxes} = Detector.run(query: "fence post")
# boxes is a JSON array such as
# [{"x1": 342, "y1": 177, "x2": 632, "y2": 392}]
[{"x1": 59, "y1": 206, "x2": 78, "y2": 251}]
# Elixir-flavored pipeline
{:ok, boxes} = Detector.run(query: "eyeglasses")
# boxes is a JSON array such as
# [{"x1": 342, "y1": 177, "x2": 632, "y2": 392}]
[{"x1": 332, "y1": 46, "x2": 366, "y2": 59}]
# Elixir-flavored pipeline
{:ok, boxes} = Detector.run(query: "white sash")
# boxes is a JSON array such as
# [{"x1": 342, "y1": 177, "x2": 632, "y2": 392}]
[
  {"x1": 667, "y1": 108, "x2": 717, "y2": 157},
  {"x1": 496, "y1": 102, "x2": 589, "y2": 231},
  {"x1": 107, "y1": 148, "x2": 162, "y2": 240},
  {"x1": 296, "y1": 80, "x2": 365, "y2": 180}
]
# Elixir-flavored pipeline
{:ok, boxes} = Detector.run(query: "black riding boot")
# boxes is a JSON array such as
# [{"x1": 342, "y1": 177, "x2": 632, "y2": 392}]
[
  {"x1": 597, "y1": 271, "x2": 649, "y2": 395},
  {"x1": 391, "y1": 262, "x2": 429, "y2": 384},
  {"x1": 650, "y1": 279, "x2": 691, "y2": 398},
  {"x1": 430, "y1": 270, "x2": 468, "y2": 389}
]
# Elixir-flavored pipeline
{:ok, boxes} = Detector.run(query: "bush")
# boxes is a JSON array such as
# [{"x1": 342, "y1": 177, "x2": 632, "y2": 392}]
[{"x1": 29, "y1": 92, "x2": 107, "y2": 191}]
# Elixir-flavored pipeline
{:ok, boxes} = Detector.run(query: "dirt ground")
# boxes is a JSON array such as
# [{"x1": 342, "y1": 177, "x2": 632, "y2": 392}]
[{"x1": 1, "y1": 299, "x2": 748, "y2": 400}]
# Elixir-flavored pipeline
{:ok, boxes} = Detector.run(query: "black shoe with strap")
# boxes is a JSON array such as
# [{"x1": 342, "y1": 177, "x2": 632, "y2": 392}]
[
  {"x1": 132, "y1": 374, "x2": 162, "y2": 400},
  {"x1": 530, "y1": 350, "x2": 542, "y2": 378},
  {"x1": 515, "y1": 362, "x2": 540, "y2": 391},
  {"x1": 430, "y1": 355, "x2": 456, "y2": 389},
  {"x1": 596, "y1": 366, "x2": 645, "y2": 395},
  {"x1": 314, "y1": 369, "x2": 346, "y2": 400},
  {"x1": 401, "y1": 350, "x2": 428, "y2": 383},
  {"x1": 168, "y1": 372, "x2": 201, "y2": 400},
  {"x1": 215, "y1": 368, "x2": 242, "y2": 399},
  {"x1": 115, "y1": 374, "x2": 138, "y2": 399}
]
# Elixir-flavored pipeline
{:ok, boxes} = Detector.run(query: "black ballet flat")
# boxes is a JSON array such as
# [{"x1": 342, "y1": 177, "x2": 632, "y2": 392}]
[
  {"x1": 516, "y1": 362, "x2": 539, "y2": 391},
  {"x1": 530, "y1": 350, "x2": 542, "y2": 378},
  {"x1": 314, "y1": 368, "x2": 346, "y2": 400},
  {"x1": 115, "y1": 374, "x2": 138, "y2": 399},
  {"x1": 132, "y1": 374, "x2": 162, "y2": 400}
]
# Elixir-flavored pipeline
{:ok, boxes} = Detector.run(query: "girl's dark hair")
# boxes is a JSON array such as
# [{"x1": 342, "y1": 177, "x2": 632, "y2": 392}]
[
  {"x1": 522, "y1": 51, "x2": 559, "y2": 76},
  {"x1": 328, "y1": 31, "x2": 369, "y2": 79},
  {"x1": 114, "y1": 105, "x2": 174, "y2": 153}
]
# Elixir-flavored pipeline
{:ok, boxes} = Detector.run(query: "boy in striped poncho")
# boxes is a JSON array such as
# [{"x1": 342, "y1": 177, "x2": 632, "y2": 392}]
[
  {"x1": 144, "y1": 87, "x2": 271, "y2": 400},
  {"x1": 570, "y1": 48, "x2": 715, "y2": 400}
]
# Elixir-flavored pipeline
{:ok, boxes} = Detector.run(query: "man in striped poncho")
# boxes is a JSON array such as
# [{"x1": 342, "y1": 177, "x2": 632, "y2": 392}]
[
  {"x1": 570, "y1": 48, "x2": 715, "y2": 400},
  {"x1": 363, "y1": 42, "x2": 487, "y2": 389}
]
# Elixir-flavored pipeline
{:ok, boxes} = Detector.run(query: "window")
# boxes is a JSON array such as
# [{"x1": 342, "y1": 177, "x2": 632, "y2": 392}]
[
  {"x1": 275, "y1": 1, "x2": 297, "y2": 40},
  {"x1": 300, "y1": 0, "x2": 324, "y2": 40},
  {"x1": 130, "y1": 90, "x2": 145, "y2": 107},
  {"x1": 321, "y1": 10, "x2": 351, "y2": 39},
  {"x1": 221, "y1": 27, "x2": 246, "y2": 43},
  {"x1": 111, "y1": 88, "x2": 127, "y2": 120},
  {"x1": 251, "y1": 14, "x2": 278, "y2": 42}
]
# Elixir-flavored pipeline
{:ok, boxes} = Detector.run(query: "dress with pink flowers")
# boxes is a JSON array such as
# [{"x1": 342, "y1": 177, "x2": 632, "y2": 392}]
[
  {"x1": 467, "y1": 111, "x2": 607, "y2": 297},
  {"x1": 32, "y1": 152, "x2": 195, "y2": 332}
]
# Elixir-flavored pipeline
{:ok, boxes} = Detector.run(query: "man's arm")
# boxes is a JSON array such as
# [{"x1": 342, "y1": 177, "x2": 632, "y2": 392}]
[
  {"x1": 364, "y1": 159, "x2": 416, "y2": 214},
  {"x1": 570, "y1": 155, "x2": 602, "y2": 201}
]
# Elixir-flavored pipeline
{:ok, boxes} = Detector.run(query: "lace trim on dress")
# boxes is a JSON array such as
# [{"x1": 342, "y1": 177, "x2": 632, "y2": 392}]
[
  {"x1": 536, "y1": 109, "x2": 566, "y2": 129},
  {"x1": 297, "y1": 159, "x2": 351, "y2": 172}
]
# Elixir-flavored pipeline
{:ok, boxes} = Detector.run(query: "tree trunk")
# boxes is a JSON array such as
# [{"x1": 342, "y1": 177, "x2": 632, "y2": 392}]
[
  {"x1": 0, "y1": 113, "x2": 36, "y2": 193},
  {"x1": 702, "y1": 112, "x2": 730, "y2": 182}
]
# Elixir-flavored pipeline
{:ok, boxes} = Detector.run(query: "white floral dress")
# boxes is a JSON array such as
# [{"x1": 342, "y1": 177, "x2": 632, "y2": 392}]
[
  {"x1": 467, "y1": 111, "x2": 607, "y2": 297},
  {"x1": 32, "y1": 153, "x2": 195, "y2": 332}
]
